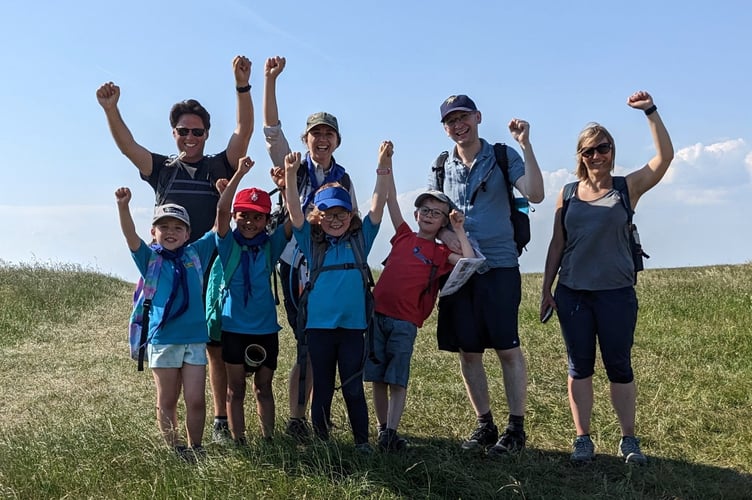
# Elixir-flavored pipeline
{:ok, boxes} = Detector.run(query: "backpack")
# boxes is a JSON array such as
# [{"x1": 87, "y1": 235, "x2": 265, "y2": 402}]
[
  {"x1": 129, "y1": 247, "x2": 202, "y2": 371},
  {"x1": 205, "y1": 240, "x2": 279, "y2": 342},
  {"x1": 561, "y1": 176, "x2": 650, "y2": 284},
  {"x1": 294, "y1": 229, "x2": 376, "y2": 404},
  {"x1": 433, "y1": 143, "x2": 531, "y2": 255}
]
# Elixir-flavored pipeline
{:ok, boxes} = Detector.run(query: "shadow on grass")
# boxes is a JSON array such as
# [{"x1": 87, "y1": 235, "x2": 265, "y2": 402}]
[{"x1": 222, "y1": 434, "x2": 752, "y2": 499}]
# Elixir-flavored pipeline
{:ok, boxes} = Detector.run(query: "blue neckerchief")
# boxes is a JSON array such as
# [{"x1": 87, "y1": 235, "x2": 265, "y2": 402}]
[
  {"x1": 232, "y1": 230, "x2": 270, "y2": 305},
  {"x1": 151, "y1": 244, "x2": 189, "y2": 329},
  {"x1": 301, "y1": 152, "x2": 346, "y2": 210},
  {"x1": 325, "y1": 235, "x2": 339, "y2": 247}
]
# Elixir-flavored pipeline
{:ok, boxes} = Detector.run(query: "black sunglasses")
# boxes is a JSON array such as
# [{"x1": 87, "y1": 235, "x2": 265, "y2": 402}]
[
  {"x1": 175, "y1": 127, "x2": 206, "y2": 137},
  {"x1": 580, "y1": 142, "x2": 612, "y2": 159}
]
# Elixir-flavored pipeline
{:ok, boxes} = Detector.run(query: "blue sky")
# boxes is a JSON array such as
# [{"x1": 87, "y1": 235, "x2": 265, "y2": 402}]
[{"x1": 0, "y1": 0, "x2": 750, "y2": 282}]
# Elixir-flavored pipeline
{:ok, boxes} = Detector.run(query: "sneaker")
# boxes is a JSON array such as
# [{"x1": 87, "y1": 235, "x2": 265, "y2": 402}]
[
  {"x1": 461, "y1": 421, "x2": 499, "y2": 451},
  {"x1": 212, "y1": 419, "x2": 232, "y2": 444},
  {"x1": 618, "y1": 436, "x2": 647, "y2": 465},
  {"x1": 570, "y1": 435, "x2": 595, "y2": 463},
  {"x1": 355, "y1": 442, "x2": 374, "y2": 455},
  {"x1": 487, "y1": 427, "x2": 526, "y2": 456},
  {"x1": 285, "y1": 417, "x2": 311, "y2": 441},
  {"x1": 377, "y1": 428, "x2": 408, "y2": 452},
  {"x1": 189, "y1": 445, "x2": 206, "y2": 461}
]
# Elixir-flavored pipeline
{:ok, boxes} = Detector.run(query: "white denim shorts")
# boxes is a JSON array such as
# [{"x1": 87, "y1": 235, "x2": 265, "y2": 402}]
[{"x1": 148, "y1": 343, "x2": 207, "y2": 369}]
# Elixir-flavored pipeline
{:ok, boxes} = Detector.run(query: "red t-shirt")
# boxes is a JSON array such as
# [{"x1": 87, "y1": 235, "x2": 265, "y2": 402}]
[{"x1": 374, "y1": 223, "x2": 455, "y2": 327}]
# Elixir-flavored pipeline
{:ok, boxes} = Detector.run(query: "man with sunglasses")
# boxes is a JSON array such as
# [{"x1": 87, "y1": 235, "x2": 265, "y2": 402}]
[
  {"x1": 429, "y1": 94, "x2": 544, "y2": 456},
  {"x1": 96, "y1": 55, "x2": 254, "y2": 444}
]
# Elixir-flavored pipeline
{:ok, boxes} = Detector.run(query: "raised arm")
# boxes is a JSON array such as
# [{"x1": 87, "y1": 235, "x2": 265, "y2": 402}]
[
  {"x1": 541, "y1": 189, "x2": 566, "y2": 319},
  {"x1": 263, "y1": 56, "x2": 291, "y2": 167},
  {"x1": 96, "y1": 83, "x2": 153, "y2": 176},
  {"x1": 284, "y1": 151, "x2": 304, "y2": 229},
  {"x1": 215, "y1": 156, "x2": 254, "y2": 237},
  {"x1": 508, "y1": 119, "x2": 545, "y2": 204},
  {"x1": 225, "y1": 55, "x2": 254, "y2": 168},
  {"x1": 369, "y1": 140, "x2": 393, "y2": 225},
  {"x1": 115, "y1": 187, "x2": 142, "y2": 252},
  {"x1": 446, "y1": 210, "x2": 474, "y2": 264},
  {"x1": 625, "y1": 91, "x2": 674, "y2": 208},
  {"x1": 385, "y1": 149, "x2": 405, "y2": 231}
]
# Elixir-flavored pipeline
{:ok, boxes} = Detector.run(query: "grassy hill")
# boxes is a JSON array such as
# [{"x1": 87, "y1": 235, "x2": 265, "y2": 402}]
[{"x1": 0, "y1": 262, "x2": 750, "y2": 499}]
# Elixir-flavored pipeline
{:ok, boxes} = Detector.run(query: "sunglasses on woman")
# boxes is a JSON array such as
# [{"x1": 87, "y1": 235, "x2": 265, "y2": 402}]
[{"x1": 580, "y1": 142, "x2": 612, "y2": 159}]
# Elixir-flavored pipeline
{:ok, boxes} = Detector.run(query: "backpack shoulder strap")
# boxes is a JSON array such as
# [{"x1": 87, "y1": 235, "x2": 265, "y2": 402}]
[
  {"x1": 560, "y1": 181, "x2": 579, "y2": 242},
  {"x1": 432, "y1": 151, "x2": 449, "y2": 192},
  {"x1": 184, "y1": 246, "x2": 204, "y2": 288},
  {"x1": 348, "y1": 229, "x2": 375, "y2": 289},
  {"x1": 493, "y1": 142, "x2": 514, "y2": 202},
  {"x1": 142, "y1": 252, "x2": 163, "y2": 301},
  {"x1": 612, "y1": 176, "x2": 633, "y2": 222},
  {"x1": 223, "y1": 241, "x2": 242, "y2": 283}
]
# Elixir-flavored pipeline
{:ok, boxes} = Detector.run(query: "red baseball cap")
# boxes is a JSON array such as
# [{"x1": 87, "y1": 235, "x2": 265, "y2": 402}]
[{"x1": 233, "y1": 188, "x2": 272, "y2": 214}]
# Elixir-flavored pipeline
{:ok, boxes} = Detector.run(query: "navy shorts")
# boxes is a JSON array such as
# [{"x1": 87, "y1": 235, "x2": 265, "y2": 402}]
[
  {"x1": 221, "y1": 331, "x2": 279, "y2": 372},
  {"x1": 555, "y1": 284, "x2": 638, "y2": 383},
  {"x1": 364, "y1": 313, "x2": 418, "y2": 388},
  {"x1": 436, "y1": 267, "x2": 521, "y2": 353}
]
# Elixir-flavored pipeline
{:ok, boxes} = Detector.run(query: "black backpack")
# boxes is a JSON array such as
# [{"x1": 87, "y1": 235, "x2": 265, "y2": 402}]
[
  {"x1": 561, "y1": 176, "x2": 649, "y2": 284},
  {"x1": 432, "y1": 143, "x2": 531, "y2": 256}
]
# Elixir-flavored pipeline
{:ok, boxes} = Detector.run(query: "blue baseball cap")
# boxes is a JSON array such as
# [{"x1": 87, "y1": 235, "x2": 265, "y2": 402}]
[
  {"x1": 314, "y1": 186, "x2": 352, "y2": 211},
  {"x1": 440, "y1": 94, "x2": 478, "y2": 122}
]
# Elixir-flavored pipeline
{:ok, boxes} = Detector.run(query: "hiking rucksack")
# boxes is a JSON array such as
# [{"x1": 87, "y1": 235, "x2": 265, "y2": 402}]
[
  {"x1": 294, "y1": 229, "x2": 377, "y2": 404},
  {"x1": 561, "y1": 176, "x2": 649, "y2": 284},
  {"x1": 432, "y1": 143, "x2": 531, "y2": 255},
  {"x1": 129, "y1": 247, "x2": 202, "y2": 371}
]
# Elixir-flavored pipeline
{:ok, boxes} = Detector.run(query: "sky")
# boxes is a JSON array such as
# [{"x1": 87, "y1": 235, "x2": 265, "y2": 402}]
[{"x1": 0, "y1": 0, "x2": 750, "y2": 283}]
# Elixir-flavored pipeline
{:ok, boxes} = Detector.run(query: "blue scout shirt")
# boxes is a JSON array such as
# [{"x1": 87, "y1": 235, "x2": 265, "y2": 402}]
[
  {"x1": 131, "y1": 231, "x2": 216, "y2": 345},
  {"x1": 428, "y1": 138, "x2": 525, "y2": 268},
  {"x1": 293, "y1": 215, "x2": 379, "y2": 330},
  {"x1": 216, "y1": 228, "x2": 288, "y2": 335}
]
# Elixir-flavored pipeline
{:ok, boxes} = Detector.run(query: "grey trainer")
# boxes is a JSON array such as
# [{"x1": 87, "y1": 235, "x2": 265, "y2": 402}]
[
  {"x1": 570, "y1": 435, "x2": 595, "y2": 463},
  {"x1": 618, "y1": 436, "x2": 647, "y2": 465}
]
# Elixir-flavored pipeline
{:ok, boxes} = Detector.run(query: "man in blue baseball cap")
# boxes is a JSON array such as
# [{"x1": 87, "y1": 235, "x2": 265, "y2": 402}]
[{"x1": 430, "y1": 94, "x2": 545, "y2": 457}]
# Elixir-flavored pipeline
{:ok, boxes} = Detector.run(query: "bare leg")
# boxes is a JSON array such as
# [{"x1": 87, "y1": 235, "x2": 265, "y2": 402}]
[
  {"x1": 225, "y1": 362, "x2": 247, "y2": 441},
  {"x1": 181, "y1": 363, "x2": 206, "y2": 447},
  {"x1": 459, "y1": 351, "x2": 490, "y2": 416},
  {"x1": 207, "y1": 344, "x2": 227, "y2": 418},
  {"x1": 387, "y1": 384, "x2": 407, "y2": 431},
  {"x1": 496, "y1": 347, "x2": 527, "y2": 416},
  {"x1": 152, "y1": 367, "x2": 182, "y2": 446},
  {"x1": 372, "y1": 382, "x2": 388, "y2": 427},
  {"x1": 568, "y1": 375, "x2": 593, "y2": 435},
  {"x1": 610, "y1": 381, "x2": 637, "y2": 436},
  {"x1": 288, "y1": 355, "x2": 313, "y2": 418},
  {"x1": 254, "y1": 366, "x2": 276, "y2": 438}
]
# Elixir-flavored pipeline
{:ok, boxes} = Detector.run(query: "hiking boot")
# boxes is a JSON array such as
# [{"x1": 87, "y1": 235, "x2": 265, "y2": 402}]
[
  {"x1": 355, "y1": 442, "x2": 374, "y2": 455},
  {"x1": 618, "y1": 436, "x2": 647, "y2": 465},
  {"x1": 285, "y1": 417, "x2": 311, "y2": 441},
  {"x1": 570, "y1": 435, "x2": 595, "y2": 463},
  {"x1": 212, "y1": 419, "x2": 232, "y2": 445},
  {"x1": 377, "y1": 428, "x2": 408, "y2": 452},
  {"x1": 487, "y1": 427, "x2": 526, "y2": 456},
  {"x1": 461, "y1": 421, "x2": 499, "y2": 451}
]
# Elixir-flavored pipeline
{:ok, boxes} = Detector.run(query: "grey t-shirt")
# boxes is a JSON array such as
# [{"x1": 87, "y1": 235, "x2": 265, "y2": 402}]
[{"x1": 558, "y1": 188, "x2": 634, "y2": 290}]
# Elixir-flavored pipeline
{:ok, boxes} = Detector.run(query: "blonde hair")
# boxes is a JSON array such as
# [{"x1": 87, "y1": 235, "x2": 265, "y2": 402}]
[{"x1": 575, "y1": 122, "x2": 616, "y2": 180}]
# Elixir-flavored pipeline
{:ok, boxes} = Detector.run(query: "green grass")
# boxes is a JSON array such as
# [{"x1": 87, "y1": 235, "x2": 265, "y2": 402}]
[{"x1": 0, "y1": 262, "x2": 751, "y2": 499}]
